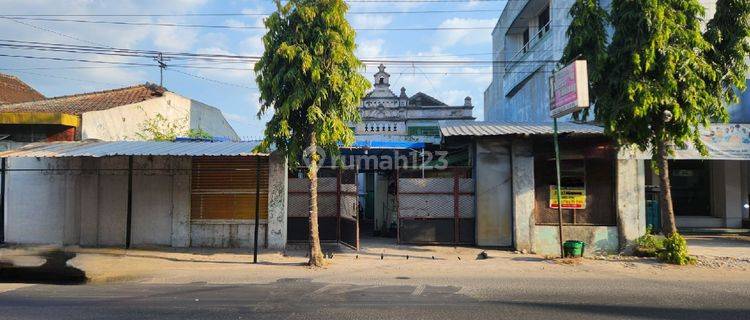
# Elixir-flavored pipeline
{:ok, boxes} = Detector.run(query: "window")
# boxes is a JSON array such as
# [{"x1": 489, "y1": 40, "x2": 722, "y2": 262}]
[
  {"x1": 407, "y1": 126, "x2": 440, "y2": 137},
  {"x1": 522, "y1": 28, "x2": 530, "y2": 53},
  {"x1": 538, "y1": 6, "x2": 550, "y2": 36},
  {"x1": 191, "y1": 156, "x2": 269, "y2": 220},
  {"x1": 534, "y1": 157, "x2": 615, "y2": 226}
]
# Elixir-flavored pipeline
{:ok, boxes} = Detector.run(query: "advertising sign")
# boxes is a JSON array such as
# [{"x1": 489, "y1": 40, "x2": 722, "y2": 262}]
[
  {"x1": 549, "y1": 186, "x2": 586, "y2": 209},
  {"x1": 550, "y1": 60, "x2": 590, "y2": 118}
]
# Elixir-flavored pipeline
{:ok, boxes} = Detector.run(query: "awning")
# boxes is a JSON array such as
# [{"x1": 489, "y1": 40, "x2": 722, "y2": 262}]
[
  {"x1": 0, "y1": 112, "x2": 79, "y2": 127},
  {"x1": 439, "y1": 120, "x2": 604, "y2": 137},
  {"x1": 0, "y1": 140, "x2": 265, "y2": 158}
]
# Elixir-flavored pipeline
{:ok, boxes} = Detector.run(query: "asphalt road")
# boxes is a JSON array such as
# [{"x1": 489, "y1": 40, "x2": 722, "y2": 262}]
[{"x1": 0, "y1": 277, "x2": 749, "y2": 320}]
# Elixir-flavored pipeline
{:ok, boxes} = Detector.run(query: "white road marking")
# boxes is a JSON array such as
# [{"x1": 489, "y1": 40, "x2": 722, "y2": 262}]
[{"x1": 411, "y1": 284, "x2": 426, "y2": 296}]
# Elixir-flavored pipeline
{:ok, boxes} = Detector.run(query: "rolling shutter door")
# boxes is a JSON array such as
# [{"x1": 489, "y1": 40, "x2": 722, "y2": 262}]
[{"x1": 191, "y1": 156, "x2": 269, "y2": 220}]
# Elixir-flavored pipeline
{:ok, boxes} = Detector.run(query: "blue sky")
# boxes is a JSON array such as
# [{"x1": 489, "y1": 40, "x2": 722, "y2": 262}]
[{"x1": 0, "y1": 0, "x2": 505, "y2": 138}]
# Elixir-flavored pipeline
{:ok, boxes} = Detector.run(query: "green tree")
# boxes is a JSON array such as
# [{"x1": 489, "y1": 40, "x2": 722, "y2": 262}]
[
  {"x1": 560, "y1": 0, "x2": 609, "y2": 121},
  {"x1": 136, "y1": 112, "x2": 214, "y2": 141},
  {"x1": 704, "y1": 0, "x2": 750, "y2": 106},
  {"x1": 254, "y1": 0, "x2": 370, "y2": 266},
  {"x1": 600, "y1": 0, "x2": 723, "y2": 236}
]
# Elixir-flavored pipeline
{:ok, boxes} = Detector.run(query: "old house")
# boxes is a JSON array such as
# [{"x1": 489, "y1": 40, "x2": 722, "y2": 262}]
[{"x1": 0, "y1": 83, "x2": 239, "y2": 150}]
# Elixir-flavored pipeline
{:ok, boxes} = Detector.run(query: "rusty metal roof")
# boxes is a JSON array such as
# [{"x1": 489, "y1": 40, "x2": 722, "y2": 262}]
[
  {"x1": 0, "y1": 140, "x2": 265, "y2": 158},
  {"x1": 439, "y1": 120, "x2": 604, "y2": 137}
]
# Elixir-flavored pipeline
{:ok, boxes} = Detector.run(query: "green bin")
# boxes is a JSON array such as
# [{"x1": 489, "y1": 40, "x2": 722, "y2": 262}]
[{"x1": 563, "y1": 240, "x2": 585, "y2": 258}]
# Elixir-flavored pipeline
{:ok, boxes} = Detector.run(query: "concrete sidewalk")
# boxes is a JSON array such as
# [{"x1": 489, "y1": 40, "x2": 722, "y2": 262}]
[{"x1": 3, "y1": 238, "x2": 749, "y2": 287}]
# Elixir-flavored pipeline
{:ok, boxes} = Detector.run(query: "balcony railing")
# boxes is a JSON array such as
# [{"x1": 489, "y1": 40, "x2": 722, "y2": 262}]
[{"x1": 505, "y1": 21, "x2": 551, "y2": 72}]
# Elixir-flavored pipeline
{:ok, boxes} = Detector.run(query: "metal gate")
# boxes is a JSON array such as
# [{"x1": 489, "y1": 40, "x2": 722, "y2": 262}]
[
  {"x1": 397, "y1": 170, "x2": 475, "y2": 244},
  {"x1": 287, "y1": 168, "x2": 359, "y2": 249}
]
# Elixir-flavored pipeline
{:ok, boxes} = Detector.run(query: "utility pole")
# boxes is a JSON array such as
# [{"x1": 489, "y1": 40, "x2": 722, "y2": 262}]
[{"x1": 154, "y1": 52, "x2": 169, "y2": 87}]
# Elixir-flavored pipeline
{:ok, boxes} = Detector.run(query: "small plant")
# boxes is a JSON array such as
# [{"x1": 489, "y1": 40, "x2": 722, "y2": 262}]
[
  {"x1": 633, "y1": 226, "x2": 664, "y2": 257},
  {"x1": 657, "y1": 232, "x2": 696, "y2": 265}
]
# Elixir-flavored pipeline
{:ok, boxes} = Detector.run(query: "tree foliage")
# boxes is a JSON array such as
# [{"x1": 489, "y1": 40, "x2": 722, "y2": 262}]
[
  {"x1": 254, "y1": 0, "x2": 370, "y2": 266},
  {"x1": 563, "y1": 0, "x2": 750, "y2": 236},
  {"x1": 704, "y1": 0, "x2": 750, "y2": 106},
  {"x1": 601, "y1": 0, "x2": 722, "y2": 155},
  {"x1": 560, "y1": 0, "x2": 609, "y2": 121},
  {"x1": 254, "y1": 0, "x2": 370, "y2": 165}
]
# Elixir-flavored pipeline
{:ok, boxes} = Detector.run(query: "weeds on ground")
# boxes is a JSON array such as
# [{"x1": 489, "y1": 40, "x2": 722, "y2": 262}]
[
  {"x1": 633, "y1": 226, "x2": 665, "y2": 257},
  {"x1": 657, "y1": 232, "x2": 696, "y2": 265}
]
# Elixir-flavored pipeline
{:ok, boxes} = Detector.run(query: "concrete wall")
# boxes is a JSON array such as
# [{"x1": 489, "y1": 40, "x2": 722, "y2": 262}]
[
  {"x1": 3, "y1": 155, "x2": 287, "y2": 249},
  {"x1": 511, "y1": 138, "x2": 535, "y2": 252},
  {"x1": 186, "y1": 95, "x2": 240, "y2": 140},
  {"x1": 474, "y1": 138, "x2": 513, "y2": 246},
  {"x1": 4, "y1": 157, "x2": 82, "y2": 245},
  {"x1": 81, "y1": 92, "x2": 239, "y2": 141},
  {"x1": 616, "y1": 157, "x2": 646, "y2": 253},
  {"x1": 710, "y1": 161, "x2": 744, "y2": 228},
  {"x1": 190, "y1": 220, "x2": 266, "y2": 247},
  {"x1": 534, "y1": 226, "x2": 619, "y2": 256}
]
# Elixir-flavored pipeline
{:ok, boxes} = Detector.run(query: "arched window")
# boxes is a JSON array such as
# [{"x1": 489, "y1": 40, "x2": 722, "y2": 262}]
[{"x1": 379, "y1": 77, "x2": 384, "y2": 84}]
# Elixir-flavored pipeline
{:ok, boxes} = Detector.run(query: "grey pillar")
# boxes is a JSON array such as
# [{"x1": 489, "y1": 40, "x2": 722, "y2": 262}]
[
  {"x1": 266, "y1": 151, "x2": 288, "y2": 250},
  {"x1": 171, "y1": 157, "x2": 191, "y2": 247},
  {"x1": 616, "y1": 150, "x2": 646, "y2": 253},
  {"x1": 511, "y1": 138, "x2": 535, "y2": 252}
]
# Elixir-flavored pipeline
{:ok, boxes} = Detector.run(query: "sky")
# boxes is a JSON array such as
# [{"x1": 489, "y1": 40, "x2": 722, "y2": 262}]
[{"x1": 0, "y1": 0, "x2": 506, "y2": 139}]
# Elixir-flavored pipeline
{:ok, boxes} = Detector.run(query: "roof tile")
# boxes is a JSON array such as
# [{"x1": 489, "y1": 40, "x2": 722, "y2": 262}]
[
  {"x1": 0, "y1": 73, "x2": 45, "y2": 104},
  {"x1": 0, "y1": 83, "x2": 165, "y2": 114}
]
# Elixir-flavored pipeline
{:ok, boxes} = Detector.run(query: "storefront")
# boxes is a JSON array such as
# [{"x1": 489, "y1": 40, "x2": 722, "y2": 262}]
[
  {"x1": 644, "y1": 123, "x2": 750, "y2": 230},
  {"x1": 440, "y1": 121, "x2": 646, "y2": 256}
]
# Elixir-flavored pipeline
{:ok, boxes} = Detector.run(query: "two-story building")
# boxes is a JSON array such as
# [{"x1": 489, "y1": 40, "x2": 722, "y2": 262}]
[
  {"x1": 480, "y1": 0, "x2": 750, "y2": 235},
  {"x1": 355, "y1": 64, "x2": 474, "y2": 144}
]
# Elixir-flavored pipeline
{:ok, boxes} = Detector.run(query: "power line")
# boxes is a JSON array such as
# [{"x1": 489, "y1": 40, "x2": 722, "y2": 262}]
[
  {"x1": 0, "y1": 9, "x2": 504, "y2": 17},
  {"x1": 168, "y1": 68, "x2": 256, "y2": 89},
  {"x1": 0, "y1": 16, "x2": 113, "y2": 48},
  {"x1": 0, "y1": 39, "x2": 561, "y2": 66},
  {"x1": 0, "y1": 16, "x2": 497, "y2": 31}
]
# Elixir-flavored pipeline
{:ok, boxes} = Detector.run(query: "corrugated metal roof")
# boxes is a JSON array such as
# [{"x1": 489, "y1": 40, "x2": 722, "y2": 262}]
[
  {"x1": 439, "y1": 120, "x2": 604, "y2": 137},
  {"x1": 0, "y1": 140, "x2": 265, "y2": 158}
]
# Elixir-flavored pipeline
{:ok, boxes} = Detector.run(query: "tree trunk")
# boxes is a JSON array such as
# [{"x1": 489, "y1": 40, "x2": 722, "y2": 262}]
[
  {"x1": 656, "y1": 138, "x2": 678, "y2": 236},
  {"x1": 307, "y1": 132, "x2": 325, "y2": 267}
]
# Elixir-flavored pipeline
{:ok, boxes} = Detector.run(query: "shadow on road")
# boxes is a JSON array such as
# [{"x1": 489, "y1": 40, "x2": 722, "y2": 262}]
[{"x1": 0, "y1": 250, "x2": 87, "y2": 285}]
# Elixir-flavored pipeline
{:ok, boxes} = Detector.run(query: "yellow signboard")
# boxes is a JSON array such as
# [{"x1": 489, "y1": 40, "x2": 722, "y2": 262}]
[{"x1": 549, "y1": 186, "x2": 586, "y2": 209}]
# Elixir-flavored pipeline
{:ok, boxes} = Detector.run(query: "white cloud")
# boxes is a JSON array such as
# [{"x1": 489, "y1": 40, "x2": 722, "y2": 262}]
[
  {"x1": 350, "y1": 14, "x2": 393, "y2": 30},
  {"x1": 434, "y1": 18, "x2": 495, "y2": 49},
  {"x1": 151, "y1": 18, "x2": 198, "y2": 52},
  {"x1": 356, "y1": 38, "x2": 385, "y2": 58},
  {"x1": 239, "y1": 34, "x2": 265, "y2": 56}
]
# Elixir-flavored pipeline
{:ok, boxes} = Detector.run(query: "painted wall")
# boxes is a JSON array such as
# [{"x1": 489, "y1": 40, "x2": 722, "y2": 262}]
[
  {"x1": 81, "y1": 92, "x2": 239, "y2": 141},
  {"x1": 3, "y1": 155, "x2": 287, "y2": 249}
]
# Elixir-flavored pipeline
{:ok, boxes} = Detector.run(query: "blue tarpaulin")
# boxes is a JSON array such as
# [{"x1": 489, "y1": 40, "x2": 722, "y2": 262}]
[{"x1": 349, "y1": 140, "x2": 425, "y2": 149}]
